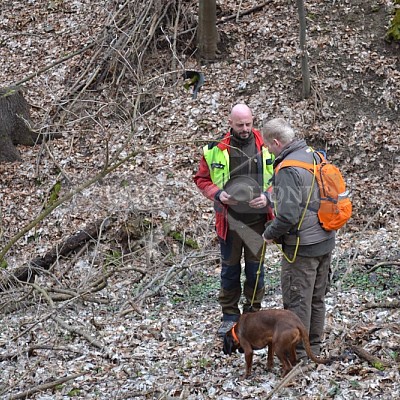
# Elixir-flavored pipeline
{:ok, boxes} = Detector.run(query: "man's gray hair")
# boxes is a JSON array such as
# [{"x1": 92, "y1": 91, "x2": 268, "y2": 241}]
[{"x1": 262, "y1": 118, "x2": 295, "y2": 145}]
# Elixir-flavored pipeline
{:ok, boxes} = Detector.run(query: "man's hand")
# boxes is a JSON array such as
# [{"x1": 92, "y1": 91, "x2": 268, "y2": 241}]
[
  {"x1": 249, "y1": 193, "x2": 268, "y2": 209},
  {"x1": 262, "y1": 227, "x2": 274, "y2": 244},
  {"x1": 218, "y1": 190, "x2": 238, "y2": 205}
]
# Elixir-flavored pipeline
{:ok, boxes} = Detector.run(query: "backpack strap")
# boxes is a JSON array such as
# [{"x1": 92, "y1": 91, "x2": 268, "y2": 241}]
[
  {"x1": 272, "y1": 154, "x2": 317, "y2": 264},
  {"x1": 275, "y1": 150, "x2": 326, "y2": 176},
  {"x1": 275, "y1": 159, "x2": 314, "y2": 175}
]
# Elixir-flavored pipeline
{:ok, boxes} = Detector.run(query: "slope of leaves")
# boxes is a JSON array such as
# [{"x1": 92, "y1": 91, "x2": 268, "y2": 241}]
[{"x1": 0, "y1": 0, "x2": 399, "y2": 399}]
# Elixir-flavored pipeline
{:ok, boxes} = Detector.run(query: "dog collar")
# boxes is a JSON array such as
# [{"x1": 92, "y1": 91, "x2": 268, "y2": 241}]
[{"x1": 231, "y1": 323, "x2": 239, "y2": 344}]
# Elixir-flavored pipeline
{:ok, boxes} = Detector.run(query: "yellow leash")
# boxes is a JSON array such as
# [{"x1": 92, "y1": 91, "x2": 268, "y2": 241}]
[
  {"x1": 273, "y1": 155, "x2": 317, "y2": 264},
  {"x1": 249, "y1": 154, "x2": 317, "y2": 307},
  {"x1": 250, "y1": 240, "x2": 267, "y2": 309}
]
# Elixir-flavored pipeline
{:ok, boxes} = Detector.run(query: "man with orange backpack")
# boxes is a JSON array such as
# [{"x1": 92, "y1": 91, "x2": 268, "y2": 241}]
[{"x1": 261, "y1": 117, "x2": 351, "y2": 360}]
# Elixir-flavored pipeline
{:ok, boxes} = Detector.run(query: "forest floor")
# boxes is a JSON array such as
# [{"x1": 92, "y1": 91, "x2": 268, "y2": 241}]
[{"x1": 0, "y1": 0, "x2": 399, "y2": 399}]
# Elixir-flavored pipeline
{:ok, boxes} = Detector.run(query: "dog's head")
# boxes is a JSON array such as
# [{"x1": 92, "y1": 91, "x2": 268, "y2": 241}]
[{"x1": 223, "y1": 326, "x2": 243, "y2": 355}]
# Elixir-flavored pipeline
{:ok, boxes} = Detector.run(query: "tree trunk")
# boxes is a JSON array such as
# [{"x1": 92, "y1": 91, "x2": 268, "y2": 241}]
[
  {"x1": 296, "y1": 0, "x2": 311, "y2": 99},
  {"x1": 197, "y1": 0, "x2": 218, "y2": 61},
  {"x1": 0, "y1": 86, "x2": 38, "y2": 162}
]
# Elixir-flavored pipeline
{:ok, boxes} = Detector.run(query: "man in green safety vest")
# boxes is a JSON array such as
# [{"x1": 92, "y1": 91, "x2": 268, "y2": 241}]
[{"x1": 194, "y1": 104, "x2": 274, "y2": 337}]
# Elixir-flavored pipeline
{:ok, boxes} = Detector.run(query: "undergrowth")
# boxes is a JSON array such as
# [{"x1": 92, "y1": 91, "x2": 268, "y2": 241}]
[{"x1": 337, "y1": 264, "x2": 400, "y2": 300}]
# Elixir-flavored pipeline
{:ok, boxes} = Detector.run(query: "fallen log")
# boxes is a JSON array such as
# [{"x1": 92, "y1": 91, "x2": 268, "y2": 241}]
[
  {"x1": 6, "y1": 217, "x2": 115, "y2": 287},
  {"x1": 350, "y1": 345, "x2": 391, "y2": 370}
]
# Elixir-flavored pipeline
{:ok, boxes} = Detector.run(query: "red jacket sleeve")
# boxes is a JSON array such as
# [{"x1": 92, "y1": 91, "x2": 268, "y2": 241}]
[{"x1": 193, "y1": 156, "x2": 222, "y2": 202}]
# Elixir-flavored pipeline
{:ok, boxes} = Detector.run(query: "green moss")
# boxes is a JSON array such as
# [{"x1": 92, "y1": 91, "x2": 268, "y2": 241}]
[
  {"x1": 47, "y1": 180, "x2": 62, "y2": 206},
  {"x1": 372, "y1": 361, "x2": 385, "y2": 371},
  {"x1": 385, "y1": 8, "x2": 400, "y2": 42},
  {"x1": 170, "y1": 231, "x2": 199, "y2": 249},
  {"x1": 1, "y1": 88, "x2": 17, "y2": 97}
]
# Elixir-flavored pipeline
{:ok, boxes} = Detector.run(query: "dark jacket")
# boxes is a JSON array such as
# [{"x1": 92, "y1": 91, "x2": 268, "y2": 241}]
[
  {"x1": 194, "y1": 129, "x2": 274, "y2": 240},
  {"x1": 263, "y1": 139, "x2": 335, "y2": 257}
]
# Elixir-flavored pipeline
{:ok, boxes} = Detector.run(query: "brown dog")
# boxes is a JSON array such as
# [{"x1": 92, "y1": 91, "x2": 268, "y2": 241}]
[{"x1": 223, "y1": 309, "x2": 332, "y2": 378}]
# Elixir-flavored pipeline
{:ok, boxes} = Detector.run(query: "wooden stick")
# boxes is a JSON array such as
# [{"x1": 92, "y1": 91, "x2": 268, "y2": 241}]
[
  {"x1": 217, "y1": 0, "x2": 273, "y2": 24},
  {"x1": 367, "y1": 261, "x2": 400, "y2": 273},
  {"x1": 8, "y1": 372, "x2": 87, "y2": 400},
  {"x1": 351, "y1": 345, "x2": 391, "y2": 369},
  {"x1": 13, "y1": 43, "x2": 96, "y2": 87},
  {"x1": 51, "y1": 316, "x2": 104, "y2": 350},
  {"x1": 265, "y1": 361, "x2": 315, "y2": 399}
]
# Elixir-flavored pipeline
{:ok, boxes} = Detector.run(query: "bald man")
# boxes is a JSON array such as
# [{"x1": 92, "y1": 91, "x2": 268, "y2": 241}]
[{"x1": 194, "y1": 104, "x2": 275, "y2": 337}]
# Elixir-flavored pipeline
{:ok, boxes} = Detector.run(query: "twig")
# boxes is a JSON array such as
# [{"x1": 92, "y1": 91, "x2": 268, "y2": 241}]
[
  {"x1": 11, "y1": 312, "x2": 53, "y2": 342},
  {"x1": 217, "y1": 0, "x2": 273, "y2": 24},
  {"x1": 367, "y1": 261, "x2": 400, "y2": 273},
  {"x1": 171, "y1": 0, "x2": 182, "y2": 72},
  {"x1": 12, "y1": 43, "x2": 96, "y2": 87},
  {"x1": 361, "y1": 300, "x2": 400, "y2": 310},
  {"x1": 51, "y1": 315, "x2": 104, "y2": 350},
  {"x1": 39, "y1": 141, "x2": 71, "y2": 184},
  {"x1": 265, "y1": 361, "x2": 314, "y2": 399},
  {"x1": 236, "y1": 0, "x2": 244, "y2": 22},
  {"x1": 0, "y1": 345, "x2": 84, "y2": 361},
  {"x1": 132, "y1": 253, "x2": 191, "y2": 304},
  {"x1": 8, "y1": 372, "x2": 87, "y2": 400}
]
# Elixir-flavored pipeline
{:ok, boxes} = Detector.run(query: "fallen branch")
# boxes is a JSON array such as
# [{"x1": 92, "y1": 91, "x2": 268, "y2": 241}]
[
  {"x1": 265, "y1": 361, "x2": 314, "y2": 399},
  {"x1": 361, "y1": 300, "x2": 400, "y2": 310},
  {"x1": 51, "y1": 315, "x2": 104, "y2": 350},
  {"x1": 8, "y1": 372, "x2": 87, "y2": 400},
  {"x1": 5, "y1": 217, "x2": 115, "y2": 286},
  {"x1": 47, "y1": 287, "x2": 109, "y2": 303},
  {"x1": 351, "y1": 345, "x2": 391, "y2": 369},
  {"x1": 0, "y1": 139, "x2": 206, "y2": 264},
  {"x1": 130, "y1": 250, "x2": 202, "y2": 306},
  {"x1": 13, "y1": 42, "x2": 97, "y2": 87},
  {"x1": 0, "y1": 345, "x2": 84, "y2": 362},
  {"x1": 217, "y1": 0, "x2": 273, "y2": 24},
  {"x1": 367, "y1": 261, "x2": 400, "y2": 273}
]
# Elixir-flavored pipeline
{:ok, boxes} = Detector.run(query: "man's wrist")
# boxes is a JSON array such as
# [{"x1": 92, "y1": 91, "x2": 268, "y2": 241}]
[{"x1": 214, "y1": 190, "x2": 223, "y2": 202}]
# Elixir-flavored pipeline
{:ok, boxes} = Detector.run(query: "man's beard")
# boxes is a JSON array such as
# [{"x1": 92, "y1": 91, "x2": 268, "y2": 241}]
[{"x1": 232, "y1": 129, "x2": 252, "y2": 143}]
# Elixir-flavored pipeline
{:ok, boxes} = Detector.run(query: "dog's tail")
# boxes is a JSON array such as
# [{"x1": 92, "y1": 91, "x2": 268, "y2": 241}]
[{"x1": 299, "y1": 325, "x2": 332, "y2": 365}]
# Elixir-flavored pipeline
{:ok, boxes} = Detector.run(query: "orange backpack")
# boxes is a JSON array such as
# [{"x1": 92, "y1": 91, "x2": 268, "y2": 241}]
[{"x1": 275, "y1": 151, "x2": 352, "y2": 231}]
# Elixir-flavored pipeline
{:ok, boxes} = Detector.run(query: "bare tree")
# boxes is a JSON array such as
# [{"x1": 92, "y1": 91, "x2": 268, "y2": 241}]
[
  {"x1": 296, "y1": 0, "x2": 311, "y2": 99},
  {"x1": 197, "y1": 0, "x2": 218, "y2": 61}
]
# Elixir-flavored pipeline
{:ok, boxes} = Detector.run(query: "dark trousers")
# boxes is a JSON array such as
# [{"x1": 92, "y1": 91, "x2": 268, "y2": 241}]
[
  {"x1": 281, "y1": 252, "x2": 332, "y2": 356},
  {"x1": 218, "y1": 219, "x2": 265, "y2": 321}
]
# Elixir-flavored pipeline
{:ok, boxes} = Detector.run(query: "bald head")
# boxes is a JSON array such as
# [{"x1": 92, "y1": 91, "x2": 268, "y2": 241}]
[
  {"x1": 230, "y1": 103, "x2": 253, "y2": 120},
  {"x1": 229, "y1": 104, "x2": 254, "y2": 140}
]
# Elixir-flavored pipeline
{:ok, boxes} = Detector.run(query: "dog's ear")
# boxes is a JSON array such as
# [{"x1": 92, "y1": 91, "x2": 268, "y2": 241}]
[{"x1": 223, "y1": 332, "x2": 234, "y2": 355}]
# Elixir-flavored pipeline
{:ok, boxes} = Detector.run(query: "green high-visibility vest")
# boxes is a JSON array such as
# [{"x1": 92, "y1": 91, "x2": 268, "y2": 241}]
[{"x1": 203, "y1": 144, "x2": 273, "y2": 190}]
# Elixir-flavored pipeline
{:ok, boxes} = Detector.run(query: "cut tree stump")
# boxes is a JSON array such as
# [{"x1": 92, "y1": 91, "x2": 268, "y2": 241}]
[{"x1": 0, "y1": 86, "x2": 39, "y2": 162}]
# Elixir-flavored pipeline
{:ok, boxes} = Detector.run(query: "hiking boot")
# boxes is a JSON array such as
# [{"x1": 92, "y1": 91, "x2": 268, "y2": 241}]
[{"x1": 217, "y1": 320, "x2": 236, "y2": 338}]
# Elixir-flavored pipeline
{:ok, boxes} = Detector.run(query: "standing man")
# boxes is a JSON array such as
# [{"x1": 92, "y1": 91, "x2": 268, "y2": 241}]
[
  {"x1": 262, "y1": 117, "x2": 335, "y2": 359},
  {"x1": 194, "y1": 104, "x2": 274, "y2": 337}
]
